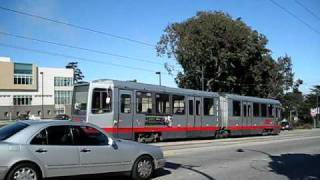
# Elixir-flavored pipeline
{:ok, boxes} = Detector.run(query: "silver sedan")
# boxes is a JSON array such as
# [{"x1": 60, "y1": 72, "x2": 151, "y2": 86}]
[{"x1": 0, "y1": 120, "x2": 165, "y2": 180}]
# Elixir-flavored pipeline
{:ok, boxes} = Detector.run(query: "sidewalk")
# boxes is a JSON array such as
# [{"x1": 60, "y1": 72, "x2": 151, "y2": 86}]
[{"x1": 0, "y1": 120, "x2": 16, "y2": 126}]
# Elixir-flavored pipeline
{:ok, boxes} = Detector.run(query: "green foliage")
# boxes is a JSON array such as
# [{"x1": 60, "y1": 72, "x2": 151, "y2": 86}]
[
  {"x1": 65, "y1": 62, "x2": 84, "y2": 83},
  {"x1": 157, "y1": 11, "x2": 293, "y2": 99}
]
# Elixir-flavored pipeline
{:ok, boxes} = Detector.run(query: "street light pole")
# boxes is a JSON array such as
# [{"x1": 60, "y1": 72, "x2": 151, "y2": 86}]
[
  {"x1": 316, "y1": 93, "x2": 319, "y2": 128},
  {"x1": 155, "y1": 72, "x2": 161, "y2": 86},
  {"x1": 40, "y1": 72, "x2": 44, "y2": 119}
]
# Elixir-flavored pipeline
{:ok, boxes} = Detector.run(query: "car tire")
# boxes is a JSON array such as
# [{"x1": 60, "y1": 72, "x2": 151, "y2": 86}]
[
  {"x1": 6, "y1": 163, "x2": 42, "y2": 180},
  {"x1": 131, "y1": 155, "x2": 154, "y2": 180}
]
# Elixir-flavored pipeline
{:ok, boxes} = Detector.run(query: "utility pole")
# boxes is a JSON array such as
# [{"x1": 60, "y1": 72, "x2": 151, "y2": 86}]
[
  {"x1": 316, "y1": 93, "x2": 319, "y2": 128},
  {"x1": 155, "y1": 72, "x2": 161, "y2": 86},
  {"x1": 201, "y1": 65, "x2": 204, "y2": 91},
  {"x1": 40, "y1": 72, "x2": 44, "y2": 119}
]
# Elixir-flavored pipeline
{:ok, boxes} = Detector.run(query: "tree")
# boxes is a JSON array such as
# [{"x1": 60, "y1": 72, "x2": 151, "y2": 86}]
[
  {"x1": 65, "y1": 62, "x2": 84, "y2": 83},
  {"x1": 157, "y1": 11, "x2": 291, "y2": 98}
]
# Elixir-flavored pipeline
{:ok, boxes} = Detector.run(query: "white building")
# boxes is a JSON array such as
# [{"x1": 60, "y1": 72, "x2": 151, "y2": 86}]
[{"x1": 0, "y1": 57, "x2": 74, "y2": 120}]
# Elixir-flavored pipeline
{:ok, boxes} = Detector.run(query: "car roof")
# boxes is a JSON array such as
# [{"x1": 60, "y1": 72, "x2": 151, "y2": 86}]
[
  {"x1": 5, "y1": 120, "x2": 104, "y2": 144},
  {"x1": 21, "y1": 120, "x2": 87, "y2": 126}
]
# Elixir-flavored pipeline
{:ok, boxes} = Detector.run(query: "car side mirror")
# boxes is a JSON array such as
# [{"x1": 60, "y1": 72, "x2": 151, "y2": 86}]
[{"x1": 107, "y1": 137, "x2": 118, "y2": 149}]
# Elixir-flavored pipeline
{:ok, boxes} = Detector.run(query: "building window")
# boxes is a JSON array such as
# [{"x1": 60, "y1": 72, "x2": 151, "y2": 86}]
[
  {"x1": 14, "y1": 63, "x2": 32, "y2": 74},
  {"x1": 156, "y1": 93, "x2": 170, "y2": 115},
  {"x1": 13, "y1": 95, "x2": 32, "y2": 106},
  {"x1": 91, "y1": 88, "x2": 112, "y2": 114},
  {"x1": 136, "y1": 92, "x2": 153, "y2": 114},
  {"x1": 121, "y1": 94, "x2": 131, "y2": 114},
  {"x1": 54, "y1": 91, "x2": 73, "y2": 105},
  {"x1": 172, "y1": 95, "x2": 185, "y2": 115},
  {"x1": 38, "y1": 111, "x2": 41, "y2": 116},
  {"x1": 47, "y1": 110, "x2": 51, "y2": 115},
  {"x1": 54, "y1": 77, "x2": 73, "y2": 86},
  {"x1": 233, "y1": 100, "x2": 241, "y2": 116},
  {"x1": 16, "y1": 112, "x2": 20, "y2": 117},
  {"x1": 13, "y1": 74, "x2": 33, "y2": 85},
  {"x1": 204, "y1": 98, "x2": 214, "y2": 116}
]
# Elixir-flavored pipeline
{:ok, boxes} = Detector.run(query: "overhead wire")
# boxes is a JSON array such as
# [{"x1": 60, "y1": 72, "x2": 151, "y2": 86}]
[
  {"x1": 0, "y1": 31, "x2": 163, "y2": 65},
  {"x1": 0, "y1": 6, "x2": 155, "y2": 47},
  {"x1": 268, "y1": 0, "x2": 320, "y2": 35},
  {"x1": 294, "y1": 0, "x2": 320, "y2": 22},
  {"x1": 0, "y1": 42, "x2": 170, "y2": 75}
]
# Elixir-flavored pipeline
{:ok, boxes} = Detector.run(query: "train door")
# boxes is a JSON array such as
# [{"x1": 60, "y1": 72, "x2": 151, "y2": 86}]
[
  {"x1": 118, "y1": 90, "x2": 134, "y2": 140},
  {"x1": 187, "y1": 97, "x2": 195, "y2": 137},
  {"x1": 242, "y1": 101, "x2": 253, "y2": 135},
  {"x1": 186, "y1": 97, "x2": 201, "y2": 137}
]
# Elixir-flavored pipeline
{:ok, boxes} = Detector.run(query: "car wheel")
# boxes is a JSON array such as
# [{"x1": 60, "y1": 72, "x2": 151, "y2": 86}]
[
  {"x1": 132, "y1": 155, "x2": 154, "y2": 180},
  {"x1": 6, "y1": 163, "x2": 42, "y2": 180}
]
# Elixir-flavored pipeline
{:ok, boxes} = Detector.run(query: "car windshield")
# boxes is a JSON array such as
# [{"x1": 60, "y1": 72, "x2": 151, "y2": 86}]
[{"x1": 0, "y1": 122, "x2": 29, "y2": 141}]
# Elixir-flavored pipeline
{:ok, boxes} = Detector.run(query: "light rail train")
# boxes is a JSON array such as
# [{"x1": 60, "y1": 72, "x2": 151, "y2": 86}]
[{"x1": 71, "y1": 79, "x2": 281, "y2": 142}]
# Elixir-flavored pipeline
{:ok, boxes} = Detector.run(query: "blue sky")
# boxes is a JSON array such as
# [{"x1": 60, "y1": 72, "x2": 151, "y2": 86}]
[{"x1": 0, "y1": 0, "x2": 319, "y2": 93}]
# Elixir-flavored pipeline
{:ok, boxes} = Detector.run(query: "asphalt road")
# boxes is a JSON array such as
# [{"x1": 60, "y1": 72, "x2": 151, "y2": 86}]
[{"x1": 56, "y1": 129, "x2": 320, "y2": 180}]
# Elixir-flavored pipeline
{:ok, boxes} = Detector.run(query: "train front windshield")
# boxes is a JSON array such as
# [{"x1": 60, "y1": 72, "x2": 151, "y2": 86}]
[{"x1": 72, "y1": 85, "x2": 89, "y2": 116}]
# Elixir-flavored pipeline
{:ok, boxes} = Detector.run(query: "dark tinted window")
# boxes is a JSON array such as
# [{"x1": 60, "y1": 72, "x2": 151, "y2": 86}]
[
  {"x1": 47, "y1": 126, "x2": 73, "y2": 145},
  {"x1": 30, "y1": 129, "x2": 47, "y2": 145},
  {"x1": 243, "y1": 104, "x2": 247, "y2": 117},
  {"x1": 261, "y1": 104, "x2": 267, "y2": 117},
  {"x1": 233, "y1": 101, "x2": 241, "y2": 116},
  {"x1": 268, "y1": 104, "x2": 274, "y2": 117},
  {"x1": 0, "y1": 122, "x2": 29, "y2": 141},
  {"x1": 253, "y1": 103, "x2": 260, "y2": 117},
  {"x1": 204, "y1": 98, "x2": 214, "y2": 116},
  {"x1": 196, "y1": 100, "x2": 201, "y2": 116},
  {"x1": 189, "y1": 100, "x2": 194, "y2": 115},
  {"x1": 156, "y1": 94, "x2": 170, "y2": 114},
  {"x1": 72, "y1": 126, "x2": 107, "y2": 146}
]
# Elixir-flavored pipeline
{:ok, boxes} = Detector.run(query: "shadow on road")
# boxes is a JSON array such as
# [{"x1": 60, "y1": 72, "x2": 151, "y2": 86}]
[
  {"x1": 237, "y1": 148, "x2": 320, "y2": 180},
  {"x1": 49, "y1": 167, "x2": 171, "y2": 180},
  {"x1": 165, "y1": 162, "x2": 216, "y2": 180},
  {"x1": 269, "y1": 153, "x2": 320, "y2": 180}
]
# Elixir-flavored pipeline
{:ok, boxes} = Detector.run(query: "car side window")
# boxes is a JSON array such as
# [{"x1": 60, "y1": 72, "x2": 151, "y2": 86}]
[
  {"x1": 30, "y1": 126, "x2": 73, "y2": 145},
  {"x1": 47, "y1": 126, "x2": 73, "y2": 145},
  {"x1": 30, "y1": 129, "x2": 48, "y2": 145},
  {"x1": 72, "y1": 126, "x2": 108, "y2": 146}
]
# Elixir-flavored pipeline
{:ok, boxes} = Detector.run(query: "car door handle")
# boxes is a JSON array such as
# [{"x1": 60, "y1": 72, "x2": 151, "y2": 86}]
[
  {"x1": 80, "y1": 148, "x2": 91, "y2": 153},
  {"x1": 35, "y1": 148, "x2": 47, "y2": 153}
]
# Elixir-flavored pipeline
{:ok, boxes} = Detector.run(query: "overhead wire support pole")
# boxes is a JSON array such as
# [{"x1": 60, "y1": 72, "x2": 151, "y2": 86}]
[{"x1": 201, "y1": 65, "x2": 205, "y2": 91}]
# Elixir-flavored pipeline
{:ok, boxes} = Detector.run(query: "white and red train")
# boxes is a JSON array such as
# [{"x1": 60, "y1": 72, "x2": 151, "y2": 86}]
[{"x1": 71, "y1": 79, "x2": 281, "y2": 142}]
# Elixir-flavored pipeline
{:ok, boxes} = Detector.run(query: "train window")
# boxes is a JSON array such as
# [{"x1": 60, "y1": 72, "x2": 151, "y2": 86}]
[
  {"x1": 156, "y1": 94, "x2": 170, "y2": 114},
  {"x1": 91, "y1": 88, "x2": 112, "y2": 114},
  {"x1": 261, "y1": 104, "x2": 267, "y2": 117},
  {"x1": 196, "y1": 100, "x2": 201, "y2": 116},
  {"x1": 232, "y1": 101, "x2": 241, "y2": 116},
  {"x1": 188, "y1": 100, "x2": 194, "y2": 115},
  {"x1": 204, "y1": 98, "x2": 214, "y2": 116},
  {"x1": 136, "y1": 92, "x2": 153, "y2": 114},
  {"x1": 253, "y1": 103, "x2": 260, "y2": 117},
  {"x1": 172, "y1": 95, "x2": 185, "y2": 115},
  {"x1": 121, "y1": 94, "x2": 131, "y2": 114},
  {"x1": 268, "y1": 105, "x2": 274, "y2": 117},
  {"x1": 243, "y1": 104, "x2": 247, "y2": 117}
]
